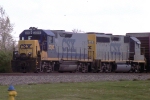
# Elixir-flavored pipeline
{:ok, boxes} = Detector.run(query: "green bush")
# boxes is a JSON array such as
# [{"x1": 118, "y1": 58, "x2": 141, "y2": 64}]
[{"x1": 0, "y1": 50, "x2": 12, "y2": 73}]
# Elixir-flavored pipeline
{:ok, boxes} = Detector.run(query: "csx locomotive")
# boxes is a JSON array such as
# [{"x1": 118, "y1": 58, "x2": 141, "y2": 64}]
[{"x1": 11, "y1": 27, "x2": 146, "y2": 73}]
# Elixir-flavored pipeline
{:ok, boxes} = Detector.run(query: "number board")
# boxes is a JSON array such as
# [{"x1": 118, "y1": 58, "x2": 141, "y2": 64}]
[{"x1": 24, "y1": 31, "x2": 41, "y2": 35}]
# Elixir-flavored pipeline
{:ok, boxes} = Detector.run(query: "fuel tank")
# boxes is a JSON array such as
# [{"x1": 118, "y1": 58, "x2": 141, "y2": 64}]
[
  {"x1": 59, "y1": 60, "x2": 78, "y2": 72},
  {"x1": 115, "y1": 63, "x2": 131, "y2": 72}
]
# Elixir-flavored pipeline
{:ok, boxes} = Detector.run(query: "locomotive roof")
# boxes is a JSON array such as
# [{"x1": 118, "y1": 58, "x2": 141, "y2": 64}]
[
  {"x1": 126, "y1": 32, "x2": 150, "y2": 37},
  {"x1": 42, "y1": 30, "x2": 55, "y2": 36},
  {"x1": 96, "y1": 34, "x2": 110, "y2": 37},
  {"x1": 131, "y1": 37, "x2": 141, "y2": 44},
  {"x1": 19, "y1": 29, "x2": 55, "y2": 37}
]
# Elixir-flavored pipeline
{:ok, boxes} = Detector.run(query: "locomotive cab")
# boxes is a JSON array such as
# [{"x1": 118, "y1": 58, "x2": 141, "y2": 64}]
[
  {"x1": 11, "y1": 27, "x2": 55, "y2": 73},
  {"x1": 129, "y1": 37, "x2": 146, "y2": 72}
]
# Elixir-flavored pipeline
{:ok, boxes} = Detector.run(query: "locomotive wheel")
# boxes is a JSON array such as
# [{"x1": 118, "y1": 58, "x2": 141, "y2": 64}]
[
  {"x1": 76, "y1": 64, "x2": 81, "y2": 73},
  {"x1": 47, "y1": 62, "x2": 54, "y2": 73},
  {"x1": 107, "y1": 64, "x2": 112, "y2": 73},
  {"x1": 101, "y1": 64, "x2": 106, "y2": 73},
  {"x1": 40, "y1": 63, "x2": 46, "y2": 73},
  {"x1": 82, "y1": 63, "x2": 88, "y2": 73},
  {"x1": 81, "y1": 64, "x2": 85, "y2": 73},
  {"x1": 135, "y1": 65, "x2": 140, "y2": 73}
]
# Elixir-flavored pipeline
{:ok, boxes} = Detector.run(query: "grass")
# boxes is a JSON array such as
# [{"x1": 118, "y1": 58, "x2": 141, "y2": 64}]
[{"x1": 1, "y1": 80, "x2": 150, "y2": 100}]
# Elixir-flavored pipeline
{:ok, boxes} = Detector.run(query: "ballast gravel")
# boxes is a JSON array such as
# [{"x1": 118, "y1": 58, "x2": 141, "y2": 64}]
[{"x1": 0, "y1": 73, "x2": 150, "y2": 85}]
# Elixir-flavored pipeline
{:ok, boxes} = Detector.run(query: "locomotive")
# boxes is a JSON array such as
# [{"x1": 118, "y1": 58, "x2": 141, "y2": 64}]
[{"x1": 11, "y1": 27, "x2": 146, "y2": 73}]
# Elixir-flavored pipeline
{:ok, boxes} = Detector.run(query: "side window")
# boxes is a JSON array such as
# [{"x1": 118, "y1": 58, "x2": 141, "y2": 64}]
[
  {"x1": 111, "y1": 37, "x2": 120, "y2": 41},
  {"x1": 28, "y1": 36, "x2": 32, "y2": 40},
  {"x1": 22, "y1": 37, "x2": 24, "y2": 40},
  {"x1": 124, "y1": 37, "x2": 129, "y2": 43},
  {"x1": 96, "y1": 37, "x2": 110, "y2": 43},
  {"x1": 49, "y1": 36, "x2": 53, "y2": 43}
]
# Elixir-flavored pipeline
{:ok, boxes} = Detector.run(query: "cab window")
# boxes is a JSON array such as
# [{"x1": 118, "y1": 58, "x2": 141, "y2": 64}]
[
  {"x1": 49, "y1": 36, "x2": 53, "y2": 43},
  {"x1": 28, "y1": 36, "x2": 32, "y2": 40}
]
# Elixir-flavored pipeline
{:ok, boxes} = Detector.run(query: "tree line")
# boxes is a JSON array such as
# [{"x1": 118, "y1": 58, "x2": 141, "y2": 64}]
[{"x1": 0, "y1": 6, "x2": 14, "y2": 72}]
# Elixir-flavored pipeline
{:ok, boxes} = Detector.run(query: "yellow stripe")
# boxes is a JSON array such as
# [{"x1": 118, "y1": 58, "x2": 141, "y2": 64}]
[{"x1": 41, "y1": 57, "x2": 93, "y2": 62}]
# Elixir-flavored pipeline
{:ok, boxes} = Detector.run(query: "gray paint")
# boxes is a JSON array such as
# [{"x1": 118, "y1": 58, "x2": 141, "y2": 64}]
[
  {"x1": 47, "y1": 31, "x2": 88, "y2": 60},
  {"x1": 96, "y1": 34, "x2": 144, "y2": 62},
  {"x1": 96, "y1": 35, "x2": 129, "y2": 60}
]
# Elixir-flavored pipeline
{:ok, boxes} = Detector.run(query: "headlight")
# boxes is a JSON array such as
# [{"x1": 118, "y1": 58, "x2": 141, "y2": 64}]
[
  {"x1": 14, "y1": 51, "x2": 19, "y2": 58},
  {"x1": 14, "y1": 52, "x2": 18, "y2": 55},
  {"x1": 28, "y1": 52, "x2": 32, "y2": 57}
]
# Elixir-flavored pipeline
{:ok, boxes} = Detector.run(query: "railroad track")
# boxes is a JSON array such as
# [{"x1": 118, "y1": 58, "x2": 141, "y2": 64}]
[
  {"x1": 0, "y1": 73, "x2": 150, "y2": 85},
  {"x1": 0, "y1": 72, "x2": 150, "y2": 76}
]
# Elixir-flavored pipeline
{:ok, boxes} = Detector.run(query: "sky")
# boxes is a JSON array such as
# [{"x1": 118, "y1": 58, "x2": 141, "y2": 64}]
[{"x1": 1, "y1": 0, "x2": 150, "y2": 41}]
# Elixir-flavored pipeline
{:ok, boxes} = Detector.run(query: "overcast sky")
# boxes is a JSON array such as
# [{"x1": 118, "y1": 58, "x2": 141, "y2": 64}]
[{"x1": 1, "y1": 0, "x2": 150, "y2": 40}]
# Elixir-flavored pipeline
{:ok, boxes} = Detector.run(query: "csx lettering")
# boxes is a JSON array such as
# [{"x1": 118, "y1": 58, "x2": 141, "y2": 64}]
[
  {"x1": 62, "y1": 38, "x2": 76, "y2": 52},
  {"x1": 110, "y1": 43, "x2": 121, "y2": 55},
  {"x1": 20, "y1": 44, "x2": 32, "y2": 48},
  {"x1": 49, "y1": 45, "x2": 54, "y2": 50}
]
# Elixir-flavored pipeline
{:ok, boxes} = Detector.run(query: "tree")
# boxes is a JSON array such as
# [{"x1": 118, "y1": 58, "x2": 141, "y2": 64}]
[
  {"x1": 72, "y1": 29, "x2": 84, "y2": 33},
  {"x1": 0, "y1": 6, "x2": 14, "y2": 72},
  {"x1": 0, "y1": 6, "x2": 14, "y2": 51}
]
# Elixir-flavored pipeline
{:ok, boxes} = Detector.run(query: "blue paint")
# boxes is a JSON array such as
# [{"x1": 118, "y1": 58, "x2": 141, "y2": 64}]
[
  {"x1": 20, "y1": 29, "x2": 55, "y2": 39},
  {"x1": 62, "y1": 38, "x2": 76, "y2": 52}
]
